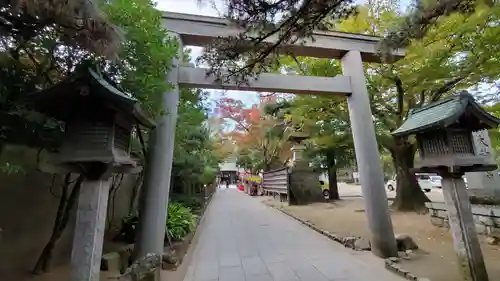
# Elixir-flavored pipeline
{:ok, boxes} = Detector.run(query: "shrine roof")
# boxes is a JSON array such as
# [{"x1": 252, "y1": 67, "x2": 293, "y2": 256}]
[
  {"x1": 28, "y1": 65, "x2": 155, "y2": 128},
  {"x1": 392, "y1": 91, "x2": 500, "y2": 137}
]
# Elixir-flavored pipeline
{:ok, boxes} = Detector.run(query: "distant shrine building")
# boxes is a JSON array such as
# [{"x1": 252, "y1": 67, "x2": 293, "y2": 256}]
[{"x1": 219, "y1": 156, "x2": 243, "y2": 184}]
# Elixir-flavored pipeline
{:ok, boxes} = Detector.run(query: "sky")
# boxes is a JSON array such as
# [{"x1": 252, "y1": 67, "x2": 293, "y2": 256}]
[{"x1": 156, "y1": 0, "x2": 261, "y2": 108}]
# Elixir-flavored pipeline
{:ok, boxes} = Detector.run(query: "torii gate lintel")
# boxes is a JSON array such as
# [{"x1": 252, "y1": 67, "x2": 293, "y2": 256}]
[{"x1": 135, "y1": 11, "x2": 403, "y2": 265}]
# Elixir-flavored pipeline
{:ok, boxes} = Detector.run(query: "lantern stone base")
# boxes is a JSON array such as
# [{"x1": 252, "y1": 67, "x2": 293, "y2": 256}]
[
  {"x1": 71, "y1": 178, "x2": 112, "y2": 281},
  {"x1": 288, "y1": 164, "x2": 324, "y2": 205},
  {"x1": 441, "y1": 175, "x2": 489, "y2": 281}
]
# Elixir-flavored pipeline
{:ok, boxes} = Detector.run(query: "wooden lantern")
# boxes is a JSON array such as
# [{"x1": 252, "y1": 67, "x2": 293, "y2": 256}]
[
  {"x1": 28, "y1": 66, "x2": 155, "y2": 174},
  {"x1": 392, "y1": 91, "x2": 500, "y2": 174}
]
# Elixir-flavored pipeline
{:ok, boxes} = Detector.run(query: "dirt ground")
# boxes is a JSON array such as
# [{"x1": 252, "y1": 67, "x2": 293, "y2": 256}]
[{"x1": 263, "y1": 197, "x2": 500, "y2": 281}]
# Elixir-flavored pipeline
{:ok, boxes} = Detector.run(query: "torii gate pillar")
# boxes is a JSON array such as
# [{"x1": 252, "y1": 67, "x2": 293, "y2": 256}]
[
  {"x1": 135, "y1": 12, "x2": 403, "y2": 263},
  {"x1": 342, "y1": 50, "x2": 398, "y2": 257}
]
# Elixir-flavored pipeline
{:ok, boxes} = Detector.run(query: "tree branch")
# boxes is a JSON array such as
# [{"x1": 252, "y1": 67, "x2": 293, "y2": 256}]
[
  {"x1": 394, "y1": 75, "x2": 405, "y2": 121},
  {"x1": 429, "y1": 75, "x2": 467, "y2": 102}
]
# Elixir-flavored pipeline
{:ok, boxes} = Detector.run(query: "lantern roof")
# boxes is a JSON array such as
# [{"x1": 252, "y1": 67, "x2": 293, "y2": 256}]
[
  {"x1": 28, "y1": 65, "x2": 155, "y2": 129},
  {"x1": 392, "y1": 91, "x2": 500, "y2": 137}
]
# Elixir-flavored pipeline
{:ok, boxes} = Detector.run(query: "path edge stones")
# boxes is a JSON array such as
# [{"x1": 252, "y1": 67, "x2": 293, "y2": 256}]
[{"x1": 261, "y1": 200, "x2": 433, "y2": 281}]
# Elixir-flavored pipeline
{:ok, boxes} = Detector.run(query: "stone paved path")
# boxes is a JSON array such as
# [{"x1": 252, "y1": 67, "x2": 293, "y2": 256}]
[{"x1": 183, "y1": 189, "x2": 404, "y2": 281}]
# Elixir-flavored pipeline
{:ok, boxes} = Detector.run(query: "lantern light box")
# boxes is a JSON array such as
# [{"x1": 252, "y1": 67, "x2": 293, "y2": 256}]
[
  {"x1": 392, "y1": 91, "x2": 500, "y2": 174},
  {"x1": 28, "y1": 65, "x2": 155, "y2": 174}
]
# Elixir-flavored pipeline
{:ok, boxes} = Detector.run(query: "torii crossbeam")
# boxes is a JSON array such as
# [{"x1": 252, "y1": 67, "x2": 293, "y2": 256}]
[{"x1": 135, "y1": 11, "x2": 405, "y2": 271}]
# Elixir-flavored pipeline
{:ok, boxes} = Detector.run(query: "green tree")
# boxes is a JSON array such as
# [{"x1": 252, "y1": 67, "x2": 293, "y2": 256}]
[
  {"x1": 0, "y1": 0, "x2": 122, "y2": 58},
  {"x1": 101, "y1": 0, "x2": 178, "y2": 117},
  {"x1": 486, "y1": 103, "x2": 500, "y2": 164},
  {"x1": 171, "y1": 87, "x2": 222, "y2": 195},
  {"x1": 277, "y1": 57, "x2": 357, "y2": 200},
  {"x1": 306, "y1": 137, "x2": 355, "y2": 200},
  {"x1": 266, "y1": 94, "x2": 356, "y2": 200},
  {"x1": 8, "y1": 0, "x2": 181, "y2": 273},
  {"x1": 280, "y1": 3, "x2": 500, "y2": 211},
  {"x1": 198, "y1": 0, "x2": 495, "y2": 81}
]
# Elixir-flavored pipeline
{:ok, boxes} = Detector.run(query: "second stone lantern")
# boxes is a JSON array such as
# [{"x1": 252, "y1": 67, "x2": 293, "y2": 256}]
[{"x1": 392, "y1": 91, "x2": 500, "y2": 281}]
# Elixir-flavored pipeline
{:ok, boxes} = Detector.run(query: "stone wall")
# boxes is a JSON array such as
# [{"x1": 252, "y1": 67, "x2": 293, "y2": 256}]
[
  {"x1": 0, "y1": 145, "x2": 138, "y2": 280},
  {"x1": 426, "y1": 202, "x2": 500, "y2": 238},
  {"x1": 468, "y1": 188, "x2": 500, "y2": 205}
]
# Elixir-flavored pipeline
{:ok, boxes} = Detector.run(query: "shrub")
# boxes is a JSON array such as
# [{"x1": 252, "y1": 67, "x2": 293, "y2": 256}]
[
  {"x1": 171, "y1": 194, "x2": 205, "y2": 210},
  {"x1": 116, "y1": 213, "x2": 139, "y2": 244},
  {"x1": 166, "y1": 203, "x2": 197, "y2": 241},
  {"x1": 115, "y1": 202, "x2": 197, "y2": 243}
]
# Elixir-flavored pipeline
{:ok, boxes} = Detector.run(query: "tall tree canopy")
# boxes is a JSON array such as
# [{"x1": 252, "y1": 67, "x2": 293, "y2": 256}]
[
  {"x1": 199, "y1": 0, "x2": 495, "y2": 81},
  {"x1": 0, "y1": 0, "x2": 123, "y2": 57},
  {"x1": 278, "y1": 2, "x2": 500, "y2": 211}
]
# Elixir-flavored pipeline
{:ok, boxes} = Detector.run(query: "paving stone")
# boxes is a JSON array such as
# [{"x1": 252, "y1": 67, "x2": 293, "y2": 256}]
[
  {"x1": 266, "y1": 262, "x2": 299, "y2": 281},
  {"x1": 219, "y1": 266, "x2": 245, "y2": 281},
  {"x1": 219, "y1": 252, "x2": 241, "y2": 267},
  {"x1": 288, "y1": 260, "x2": 329, "y2": 281},
  {"x1": 193, "y1": 262, "x2": 218, "y2": 281},
  {"x1": 183, "y1": 189, "x2": 405, "y2": 281},
  {"x1": 245, "y1": 273, "x2": 274, "y2": 281},
  {"x1": 241, "y1": 256, "x2": 268, "y2": 276}
]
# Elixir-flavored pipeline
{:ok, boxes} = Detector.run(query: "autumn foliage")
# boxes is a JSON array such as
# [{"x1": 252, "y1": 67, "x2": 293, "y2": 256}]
[{"x1": 215, "y1": 93, "x2": 291, "y2": 173}]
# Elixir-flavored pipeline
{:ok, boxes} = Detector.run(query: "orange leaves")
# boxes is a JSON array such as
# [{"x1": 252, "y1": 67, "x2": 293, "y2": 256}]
[{"x1": 215, "y1": 95, "x2": 274, "y2": 152}]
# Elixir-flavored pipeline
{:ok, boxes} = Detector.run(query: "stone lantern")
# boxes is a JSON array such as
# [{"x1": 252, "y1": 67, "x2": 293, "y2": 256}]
[
  {"x1": 29, "y1": 65, "x2": 155, "y2": 176},
  {"x1": 288, "y1": 131, "x2": 309, "y2": 165},
  {"x1": 285, "y1": 130, "x2": 324, "y2": 205},
  {"x1": 27, "y1": 65, "x2": 155, "y2": 281},
  {"x1": 392, "y1": 91, "x2": 500, "y2": 281},
  {"x1": 394, "y1": 92, "x2": 498, "y2": 174}
]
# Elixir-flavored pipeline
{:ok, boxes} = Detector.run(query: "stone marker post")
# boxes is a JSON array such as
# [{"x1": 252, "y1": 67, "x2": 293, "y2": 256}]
[
  {"x1": 441, "y1": 173, "x2": 489, "y2": 281},
  {"x1": 71, "y1": 176, "x2": 112, "y2": 281},
  {"x1": 466, "y1": 130, "x2": 500, "y2": 192}
]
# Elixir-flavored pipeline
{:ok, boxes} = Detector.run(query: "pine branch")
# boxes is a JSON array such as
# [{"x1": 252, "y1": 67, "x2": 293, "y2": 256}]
[{"x1": 379, "y1": 0, "x2": 490, "y2": 53}]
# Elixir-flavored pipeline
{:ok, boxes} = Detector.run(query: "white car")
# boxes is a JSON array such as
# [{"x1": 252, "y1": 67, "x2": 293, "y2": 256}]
[
  {"x1": 385, "y1": 174, "x2": 433, "y2": 193},
  {"x1": 428, "y1": 175, "x2": 468, "y2": 188},
  {"x1": 429, "y1": 175, "x2": 442, "y2": 188}
]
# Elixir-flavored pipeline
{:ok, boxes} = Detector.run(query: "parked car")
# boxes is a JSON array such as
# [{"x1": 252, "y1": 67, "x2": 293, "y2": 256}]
[
  {"x1": 385, "y1": 173, "x2": 432, "y2": 193},
  {"x1": 429, "y1": 175, "x2": 442, "y2": 188},
  {"x1": 319, "y1": 180, "x2": 329, "y2": 198},
  {"x1": 428, "y1": 175, "x2": 468, "y2": 188}
]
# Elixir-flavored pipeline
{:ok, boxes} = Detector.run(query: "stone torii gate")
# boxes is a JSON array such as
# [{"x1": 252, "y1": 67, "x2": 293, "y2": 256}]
[{"x1": 135, "y1": 11, "x2": 405, "y2": 263}]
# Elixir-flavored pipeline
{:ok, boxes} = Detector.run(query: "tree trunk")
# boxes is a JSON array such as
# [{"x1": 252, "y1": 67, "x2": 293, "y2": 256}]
[
  {"x1": 325, "y1": 149, "x2": 340, "y2": 200},
  {"x1": 390, "y1": 139, "x2": 430, "y2": 212},
  {"x1": 129, "y1": 173, "x2": 143, "y2": 214},
  {"x1": 32, "y1": 174, "x2": 85, "y2": 274}
]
